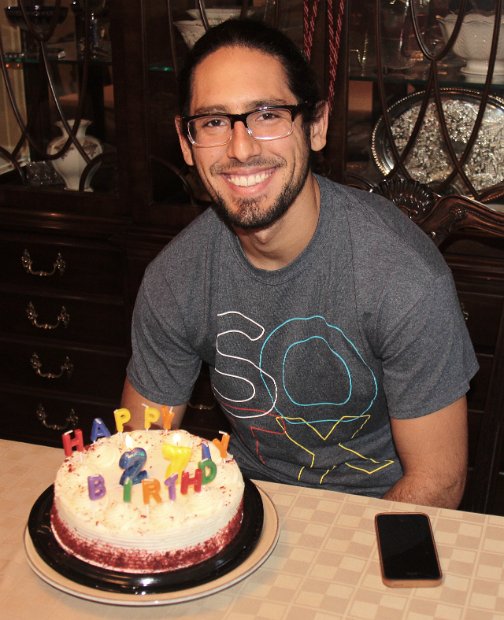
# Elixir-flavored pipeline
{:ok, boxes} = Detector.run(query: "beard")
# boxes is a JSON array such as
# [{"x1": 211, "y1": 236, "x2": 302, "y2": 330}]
[{"x1": 203, "y1": 156, "x2": 311, "y2": 231}]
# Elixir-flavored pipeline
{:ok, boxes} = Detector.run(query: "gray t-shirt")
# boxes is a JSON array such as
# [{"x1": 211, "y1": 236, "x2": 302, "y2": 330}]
[{"x1": 127, "y1": 175, "x2": 478, "y2": 497}]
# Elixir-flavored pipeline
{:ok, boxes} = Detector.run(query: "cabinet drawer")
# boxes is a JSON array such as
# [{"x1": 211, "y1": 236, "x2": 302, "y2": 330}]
[
  {"x1": 1, "y1": 292, "x2": 128, "y2": 346},
  {"x1": 459, "y1": 291, "x2": 504, "y2": 351},
  {"x1": 0, "y1": 389, "x2": 117, "y2": 447},
  {"x1": 0, "y1": 235, "x2": 124, "y2": 296},
  {"x1": 0, "y1": 339, "x2": 128, "y2": 400}
]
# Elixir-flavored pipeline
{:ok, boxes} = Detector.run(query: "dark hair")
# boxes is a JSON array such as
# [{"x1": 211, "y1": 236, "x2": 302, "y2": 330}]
[{"x1": 177, "y1": 19, "x2": 322, "y2": 124}]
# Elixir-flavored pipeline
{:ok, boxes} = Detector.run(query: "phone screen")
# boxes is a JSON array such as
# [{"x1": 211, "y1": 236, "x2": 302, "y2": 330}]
[{"x1": 375, "y1": 512, "x2": 442, "y2": 586}]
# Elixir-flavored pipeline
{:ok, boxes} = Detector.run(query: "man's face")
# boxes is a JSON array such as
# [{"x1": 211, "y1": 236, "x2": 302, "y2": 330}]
[{"x1": 177, "y1": 46, "x2": 325, "y2": 230}]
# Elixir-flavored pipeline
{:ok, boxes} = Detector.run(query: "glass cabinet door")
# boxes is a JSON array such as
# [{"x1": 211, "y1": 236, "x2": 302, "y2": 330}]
[
  {"x1": 345, "y1": 0, "x2": 504, "y2": 206},
  {"x1": 0, "y1": 0, "x2": 115, "y2": 194}
]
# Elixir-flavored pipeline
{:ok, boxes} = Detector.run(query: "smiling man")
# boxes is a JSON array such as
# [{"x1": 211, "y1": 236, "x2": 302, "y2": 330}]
[
  {"x1": 121, "y1": 19, "x2": 478, "y2": 508},
  {"x1": 180, "y1": 52, "x2": 316, "y2": 227}
]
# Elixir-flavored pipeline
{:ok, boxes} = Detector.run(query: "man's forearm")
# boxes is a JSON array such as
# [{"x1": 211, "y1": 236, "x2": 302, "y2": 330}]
[{"x1": 383, "y1": 472, "x2": 466, "y2": 509}]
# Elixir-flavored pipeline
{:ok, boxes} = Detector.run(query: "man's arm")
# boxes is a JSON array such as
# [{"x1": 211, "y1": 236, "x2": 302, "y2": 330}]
[
  {"x1": 383, "y1": 396, "x2": 468, "y2": 508},
  {"x1": 120, "y1": 378, "x2": 187, "y2": 430}
]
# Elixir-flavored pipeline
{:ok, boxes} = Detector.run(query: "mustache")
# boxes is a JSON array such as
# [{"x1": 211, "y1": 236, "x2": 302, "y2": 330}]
[{"x1": 210, "y1": 158, "x2": 283, "y2": 174}]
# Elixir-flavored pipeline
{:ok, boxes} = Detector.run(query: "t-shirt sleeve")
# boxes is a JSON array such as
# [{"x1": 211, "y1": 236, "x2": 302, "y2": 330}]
[
  {"x1": 377, "y1": 272, "x2": 479, "y2": 419},
  {"x1": 126, "y1": 261, "x2": 202, "y2": 405}
]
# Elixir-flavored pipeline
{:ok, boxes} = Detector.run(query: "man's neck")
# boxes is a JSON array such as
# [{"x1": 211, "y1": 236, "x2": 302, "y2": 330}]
[{"x1": 235, "y1": 174, "x2": 321, "y2": 271}]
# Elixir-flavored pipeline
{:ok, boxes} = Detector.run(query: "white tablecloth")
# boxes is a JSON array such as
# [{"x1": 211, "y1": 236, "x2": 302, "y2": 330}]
[{"x1": 2, "y1": 439, "x2": 504, "y2": 619}]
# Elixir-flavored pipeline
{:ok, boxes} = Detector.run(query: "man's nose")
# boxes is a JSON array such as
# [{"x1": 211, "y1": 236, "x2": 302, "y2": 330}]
[{"x1": 226, "y1": 121, "x2": 261, "y2": 161}]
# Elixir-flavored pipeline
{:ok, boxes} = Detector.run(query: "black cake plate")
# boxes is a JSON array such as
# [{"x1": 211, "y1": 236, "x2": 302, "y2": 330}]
[{"x1": 24, "y1": 479, "x2": 280, "y2": 606}]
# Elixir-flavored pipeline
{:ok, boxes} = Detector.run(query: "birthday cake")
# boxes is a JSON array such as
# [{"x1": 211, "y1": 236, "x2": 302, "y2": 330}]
[{"x1": 50, "y1": 425, "x2": 245, "y2": 573}]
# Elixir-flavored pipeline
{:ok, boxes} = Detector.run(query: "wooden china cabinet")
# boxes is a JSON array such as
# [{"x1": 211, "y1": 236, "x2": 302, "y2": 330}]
[
  {"x1": 334, "y1": 0, "x2": 504, "y2": 516},
  {"x1": 1, "y1": 0, "x2": 503, "y2": 515},
  {"x1": 0, "y1": 0, "x2": 214, "y2": 445}
]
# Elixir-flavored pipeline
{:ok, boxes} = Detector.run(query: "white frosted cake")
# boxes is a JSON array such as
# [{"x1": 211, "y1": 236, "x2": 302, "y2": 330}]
[{"x1": 50, "y1": 429, "x2": 245, "y2": 573}]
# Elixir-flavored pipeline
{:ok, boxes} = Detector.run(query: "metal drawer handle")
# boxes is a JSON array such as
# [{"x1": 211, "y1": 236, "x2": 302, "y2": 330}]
[
  {"x1": 21, "y1": 249, "x2": 66, "y2": 277},
  {"x1": 30, "y1": 352, "x2": 74, "y2": 379},
  {"x1": 26, "y1": 301, "x2": 70, "y2": 330},
  {"x1": 35, "y1": 404, "x2": 79, "y2": 431}
]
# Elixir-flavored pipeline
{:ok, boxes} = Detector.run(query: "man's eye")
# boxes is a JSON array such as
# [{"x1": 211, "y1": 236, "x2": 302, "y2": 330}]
[
  {"x1": 202, "y1": 117, "x2": 228, "y2": 129},
  {"x1": 257, "y1": 111, "x2": 281, "y2": 122},
  {"x1": 255, "y1": 109, "x2": 288, "y2": 123}
]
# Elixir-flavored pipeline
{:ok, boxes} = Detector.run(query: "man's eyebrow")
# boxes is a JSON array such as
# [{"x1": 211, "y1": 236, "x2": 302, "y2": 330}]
[
  {"x1": 247, "y1": 98, "x2": 292, "y2": 109},
  {"x1": 191, "y1": 99, "x2": 292, "y2": 115},
  {"x1": 192, "y1": 105, "x2": 228, "y2": 115}
]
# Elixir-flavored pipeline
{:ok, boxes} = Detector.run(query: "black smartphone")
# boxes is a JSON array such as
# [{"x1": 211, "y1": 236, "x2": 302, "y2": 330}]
[{"x1": 375, "y1": 512, "x2": 442, "y2": 587}]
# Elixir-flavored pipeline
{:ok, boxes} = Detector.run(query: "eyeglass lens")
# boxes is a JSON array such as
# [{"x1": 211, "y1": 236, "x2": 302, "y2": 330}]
[{"x1": 188, "y1": 108, "x2": 295, "y2": 146}]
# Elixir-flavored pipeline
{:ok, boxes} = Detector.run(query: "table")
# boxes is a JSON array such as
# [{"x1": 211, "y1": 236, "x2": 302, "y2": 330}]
[{"x1": 2, "y1": 439, "x2": 504, "y2": 620}]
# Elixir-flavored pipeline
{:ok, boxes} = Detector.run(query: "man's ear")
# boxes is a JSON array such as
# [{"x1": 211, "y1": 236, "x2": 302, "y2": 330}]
[
  {"x1": 309, "y1": 101, "x2": 329, "y2": 153},
  {"x1": 175, "y1": 116, "x2": 195, "y2": 166}
]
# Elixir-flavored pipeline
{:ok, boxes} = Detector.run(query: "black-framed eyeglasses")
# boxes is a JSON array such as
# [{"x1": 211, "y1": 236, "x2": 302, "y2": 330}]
[{"x1": 182, "y1": 103, "x2": 307, "y2": 148}]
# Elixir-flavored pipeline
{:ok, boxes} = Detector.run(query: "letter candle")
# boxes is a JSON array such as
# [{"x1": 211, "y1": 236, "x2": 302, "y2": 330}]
[
  {"x1": 181, "y1": 468, "x2": 203, "y2": 494},
  {"x1": 62, "y1": 429, "x2": 84, "y2": 457},
  {"x1": 144, "y1": 406, "x2": 160, "y2": 430},
  {"x1": 164, "y1": 474, "x2": 178, "y2": 501},
  {"x1": 201, "y1": 442, "x2": 212, "y2": 460},
  {"x1": 88, "y1": 475, "x2": 106, "y2": 500},
  {"x1": 123, "y1": 478, "x2": 132, "y2": 502},
  {"x1": 114, "y1": 408, "x2": 131, "y2": 433},
  {"x1": 212, "y1": 431, "x2": 230, "y2": 458},
  {"x1": 161, "y1": 405, "x2": 175, "y2": 430},
  {"x1": 142, "y1": 479, "x2": 162, "y2": 504},
  {"x1": 90, "y1": 418, "x2": 111, "y2": 442},
  {"x1": 198, "y1": 458, "x2": 217, "y2": 484}
]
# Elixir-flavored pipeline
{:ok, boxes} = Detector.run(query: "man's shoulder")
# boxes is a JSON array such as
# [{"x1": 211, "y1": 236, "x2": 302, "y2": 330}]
[
  {"x1": 318, "y1": 175, "x2": 424, "y2": 238},
  {"x1": 317, "y1": 175, "x2": 448, "y2": 278}
]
